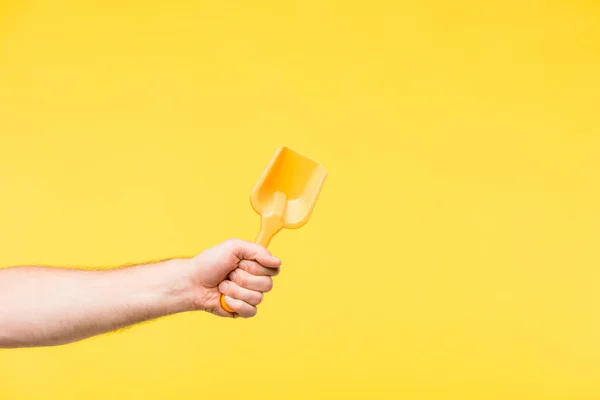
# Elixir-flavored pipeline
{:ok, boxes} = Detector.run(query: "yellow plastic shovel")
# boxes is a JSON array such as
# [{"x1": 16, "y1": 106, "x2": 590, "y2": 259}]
[{"x1": 220, "y1": 146, "x2": 327, "y2": 312}]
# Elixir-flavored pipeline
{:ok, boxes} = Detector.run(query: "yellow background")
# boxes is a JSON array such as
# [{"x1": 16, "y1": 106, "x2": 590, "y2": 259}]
[{"x1": 1, "y1": 1, "x2": 599, "y2": 399}]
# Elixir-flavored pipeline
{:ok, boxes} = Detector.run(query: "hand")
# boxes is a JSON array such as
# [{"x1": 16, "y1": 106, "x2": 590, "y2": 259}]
[{"x1": 187, "y1": 239, "x2": 281, "y2": 318}]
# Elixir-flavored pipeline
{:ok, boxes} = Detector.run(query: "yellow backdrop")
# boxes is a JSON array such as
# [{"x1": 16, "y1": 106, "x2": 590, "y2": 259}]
[{"x1": 1, "y1": 1, "x2": 599, "y2": 399}]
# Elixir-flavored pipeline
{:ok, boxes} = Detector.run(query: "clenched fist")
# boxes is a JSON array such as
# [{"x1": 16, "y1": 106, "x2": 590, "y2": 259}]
[{"x1": 187, "y1": 239, "x2": 282, "y2": 318}]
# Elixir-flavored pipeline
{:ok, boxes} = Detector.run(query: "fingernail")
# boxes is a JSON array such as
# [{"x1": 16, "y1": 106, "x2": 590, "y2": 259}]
[
  {"x1": 218, "y1": 281, "x2": 228, "y2": 293},
  {"x1": 224, "y1": 296, "x2": 235, "y2": 306},
  {"x1": 230, "y1": 271, "x2": 237, "y2": 280},
  {"x1": 272, "y1": 255, "x2": 281, "y2": 263}
]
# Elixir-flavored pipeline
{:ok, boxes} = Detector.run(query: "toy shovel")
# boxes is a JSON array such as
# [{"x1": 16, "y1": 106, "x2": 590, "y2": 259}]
[{"x1": 220, "y1": 146, "x2": 327, "y2": 312}]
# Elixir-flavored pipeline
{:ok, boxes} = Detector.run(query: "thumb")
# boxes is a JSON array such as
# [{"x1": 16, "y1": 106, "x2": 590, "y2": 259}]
[{"x1": 229, "y1": 239, "x2": 281, "y2": 268}]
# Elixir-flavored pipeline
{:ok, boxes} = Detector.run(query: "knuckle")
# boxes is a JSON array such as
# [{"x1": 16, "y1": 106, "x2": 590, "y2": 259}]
[
  {"x1": 254, "y1": 292, "x2": 264, "y2": 305},
  {"x1": 245, "y1": 307, "x2": 258, "y2": 318},
  {"x1": 264, "y1": 277, "x2": 274, "y2": 292},
  {"x1": 249, "y1": 263, "x2": 259, "y2": 275},
  {"x1": 238, "y1": 260, "x2": 249, "y2": 272},
  {"x1": 229, "y1": 283, "x2": 240, "y2": 298}
]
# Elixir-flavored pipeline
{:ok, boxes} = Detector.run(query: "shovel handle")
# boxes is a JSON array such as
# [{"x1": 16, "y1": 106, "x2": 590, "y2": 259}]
[{"x1": 220, "y1": 192, "x2": 286, "y2": 314}]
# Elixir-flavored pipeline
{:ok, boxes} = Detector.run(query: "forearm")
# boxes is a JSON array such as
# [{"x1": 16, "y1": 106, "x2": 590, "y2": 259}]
[{"x1": 0, "y1": 259, "x2": 194, "y2": 348}]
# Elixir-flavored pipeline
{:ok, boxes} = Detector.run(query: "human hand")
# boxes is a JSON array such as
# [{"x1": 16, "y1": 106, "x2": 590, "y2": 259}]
[{"x1": 187, "y1": 239, "x2": 281, "y2": 318}]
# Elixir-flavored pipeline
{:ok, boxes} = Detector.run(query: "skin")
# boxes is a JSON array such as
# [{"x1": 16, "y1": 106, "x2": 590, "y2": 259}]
[{"x1": 0, "y1": 239, "x2": 281, "y2": 348}]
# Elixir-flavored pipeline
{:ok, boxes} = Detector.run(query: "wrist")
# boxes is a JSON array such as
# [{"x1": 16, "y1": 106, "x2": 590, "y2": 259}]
[{"x1": 137, "y1": 258, "x2": 197, "y2": 314}]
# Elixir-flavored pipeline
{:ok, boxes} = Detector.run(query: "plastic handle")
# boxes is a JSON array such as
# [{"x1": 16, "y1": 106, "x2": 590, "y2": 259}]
[{"x1": 220, "y1": 192, "x2": 287, "y2": 313}]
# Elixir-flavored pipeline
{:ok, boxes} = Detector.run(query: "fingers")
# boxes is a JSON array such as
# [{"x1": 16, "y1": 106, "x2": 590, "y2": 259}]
[
  {"x1": 238, "y1": 260, "x2": 280, "y2": 277},
  {"x1": 229, "y1": 268, "x2": 273, "y2": 292},
  {"x1": 219, "y1": 280, "x2": 264, "y2": 306},
  {"x1": 221, "y1": 295, "x2": 257, "y2": 318},
  {"x1": 226, "y1": 239, "x2": 282, "y2": 268},
  {"x1": 214, "y1": 239, "x2": 282, "y2": 319}
]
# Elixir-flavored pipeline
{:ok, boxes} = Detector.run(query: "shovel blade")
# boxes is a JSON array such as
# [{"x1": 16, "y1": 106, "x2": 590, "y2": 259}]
[{"x1": 251, "y1": 147, "x2": 327, "y2": 229}]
